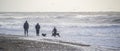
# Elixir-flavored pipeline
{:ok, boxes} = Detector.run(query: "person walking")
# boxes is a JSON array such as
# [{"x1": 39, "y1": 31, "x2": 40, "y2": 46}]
[
  {"x1": 23, "y1": 21, "x2": 29, "y2": 36},
  {"x1": 35, "y1": 23, "x2": 40, "y2": 36}
]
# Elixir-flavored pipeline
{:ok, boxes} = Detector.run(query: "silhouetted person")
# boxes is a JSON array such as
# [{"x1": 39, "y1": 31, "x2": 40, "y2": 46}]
[
  {"x1": 35, "y1": 23, "x2": 40, "y2": 36},
  {"x1": 52, "y1": 27, "x2": 60, "y2": 37},
  {"x1": 23, "y1": 21, "x2": 29, "y2": 36}
]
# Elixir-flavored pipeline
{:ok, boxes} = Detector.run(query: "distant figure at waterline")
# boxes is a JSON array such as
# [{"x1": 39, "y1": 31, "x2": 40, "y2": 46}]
[
  {"x1": 52, "y1": 27, "x2": 60, "y2": 37},
  {"x1": 23, "y1": 21, "x2": 29, "y2": 36},
  {"x1": 35, "y1": 23, "x2": 40, "y2": 36}
]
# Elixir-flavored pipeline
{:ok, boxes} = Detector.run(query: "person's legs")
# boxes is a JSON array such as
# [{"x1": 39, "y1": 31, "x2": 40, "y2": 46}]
[
  {"x1": 24, "y1": 29, "x2": 28, "y2": 36},
  {"x1": 36, "y1": 30, "x2": 39, "y2": 36},
  {"x1": 37, "y1": 30, "x2": 39, "y2": 36},
  {"x1": 26, "y1": 29, "x2": 28, "y2": 36},
  {"x1": 38, "y1": 30, "x2": 39, "y2": 36}
]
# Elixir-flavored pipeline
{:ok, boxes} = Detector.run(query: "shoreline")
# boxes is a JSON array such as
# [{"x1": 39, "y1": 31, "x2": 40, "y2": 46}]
[
  {"x1": 0, "y1": 34, "x2": 120, "y2": 51},
  {"x1": 0, "y1": 34, "x2": 84, "y2": 51}
]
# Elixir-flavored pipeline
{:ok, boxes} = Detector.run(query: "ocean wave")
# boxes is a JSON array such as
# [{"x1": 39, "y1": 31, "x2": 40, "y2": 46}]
[{"x1": 0, "y1": 13, "x2": 120, "y2": 27}]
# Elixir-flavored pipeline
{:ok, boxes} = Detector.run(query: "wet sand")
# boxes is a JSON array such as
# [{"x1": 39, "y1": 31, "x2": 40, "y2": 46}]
[
  {"x1": 0, "y1": 34, "x2": 83, "y2": 51},
  {"x1": 0, "y1": 34, "x2": 119, "y2": 51}
]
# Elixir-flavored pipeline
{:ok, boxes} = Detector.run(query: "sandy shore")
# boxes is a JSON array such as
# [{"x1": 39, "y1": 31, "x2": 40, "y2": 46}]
[
  {"x1": 0, "y1": 34, "x2": 119, "y2": 51},
  {"x1": 0, "y1": 34, "x2": 84, "y2": 51}
]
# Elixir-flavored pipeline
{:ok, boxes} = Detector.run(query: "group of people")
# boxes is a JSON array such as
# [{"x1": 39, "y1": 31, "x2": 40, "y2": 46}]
[{"x1": 23, "y1": 21, "x2": 60, "y2": 37}]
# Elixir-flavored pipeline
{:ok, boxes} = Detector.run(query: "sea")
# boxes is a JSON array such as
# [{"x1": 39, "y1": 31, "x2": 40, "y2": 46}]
[{"x1": 0, "y1": 12, "x2": 120, "y2": 49}]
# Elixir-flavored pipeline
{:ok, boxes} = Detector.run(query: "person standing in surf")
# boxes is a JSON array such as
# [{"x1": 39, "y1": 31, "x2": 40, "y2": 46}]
[
  {"x1": 35, "y1": 23, "x2": 40, "y2": 36},
  {"x1": 23, "y1": 21, "x2": 29, "y2": 36}
]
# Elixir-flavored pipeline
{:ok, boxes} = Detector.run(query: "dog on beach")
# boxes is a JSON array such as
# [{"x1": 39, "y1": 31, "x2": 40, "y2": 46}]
[{"x1": 42, "y1": 33, "x2": 46, "y2": 37}]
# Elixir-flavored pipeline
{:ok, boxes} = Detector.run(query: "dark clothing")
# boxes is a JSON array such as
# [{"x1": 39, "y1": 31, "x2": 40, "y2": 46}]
[
  {"x1": 52, "y1": 27, "x2": 57, "y2": 37},
  {"x1": 35, "y1": 24, "x2": 40, "y2": 36},
  {"x1": 52, "y1": 27, "x2": 60, "y2": 37},
  {"x1": 52, "y1": 28, "x2": 57, "y2": 34},
  {"x1": 23, "y1": 21, "x2": 29, "y2": 36},
  {"x1": 36, "y1": 30, "x2": 39, "y2": 36},
  {"x1": 24, "y1": 29, "x2": 28, "y2": 36}
]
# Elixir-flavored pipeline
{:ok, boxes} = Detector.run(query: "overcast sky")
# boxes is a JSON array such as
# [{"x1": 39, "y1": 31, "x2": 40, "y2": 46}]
[{"x1": 0, "y1": 0, "x2": 120, "y2": 12}]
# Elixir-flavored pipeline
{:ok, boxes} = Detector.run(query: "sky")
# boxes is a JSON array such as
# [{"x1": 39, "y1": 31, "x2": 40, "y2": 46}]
[{"x1": 0, "y1": 0, "x2": 120, "y2": 12}]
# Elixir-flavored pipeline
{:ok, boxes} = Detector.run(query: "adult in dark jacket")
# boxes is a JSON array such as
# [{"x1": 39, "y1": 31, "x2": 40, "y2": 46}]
[
  {"x1": 23, "y1": 21, "x2": 29, "y2": 36},
  {"x1": 35, "y1": 23, "x2": 40, "y2": 36}
]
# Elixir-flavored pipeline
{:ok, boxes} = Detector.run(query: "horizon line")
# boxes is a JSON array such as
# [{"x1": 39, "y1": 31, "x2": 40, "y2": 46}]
[{"x1": 0, "y1": 11, "x2": 120, "y2": 13}]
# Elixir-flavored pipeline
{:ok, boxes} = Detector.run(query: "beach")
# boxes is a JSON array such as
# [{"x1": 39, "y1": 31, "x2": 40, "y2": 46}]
[
  {"x1": 0, "y1": 34, "x2": 84, "y2": 51},
  {"x1": 0, "y1": 34, "x2": 120, "y2": 51}
]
